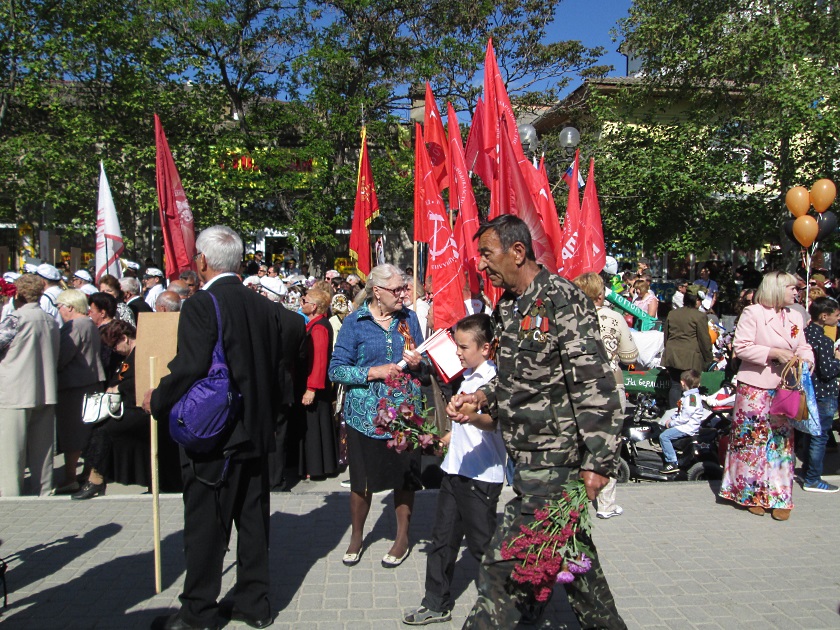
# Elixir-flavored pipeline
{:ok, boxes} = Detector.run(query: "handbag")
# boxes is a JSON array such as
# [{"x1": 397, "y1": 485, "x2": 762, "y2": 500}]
[
  {"x1": 82, "y1": 392, "x2": 123, "y2": 424},
  {"x1": 768, "y1": 358, "x2": 808, "y2": 422},
  {"x1": 169, "y1": 292, "x2": 243, "y2": 453},
  {"x1": 794, "y1": 363, "x2": 822, "y2": 436}
]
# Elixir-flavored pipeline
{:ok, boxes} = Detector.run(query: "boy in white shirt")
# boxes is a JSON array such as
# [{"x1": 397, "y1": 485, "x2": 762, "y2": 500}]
[
  {"x1": 404, "y1": 314, "x2": 507, "y2": 626},
  {"x1": 659, "y1": 370, "x2": 710, "y2": 474}
]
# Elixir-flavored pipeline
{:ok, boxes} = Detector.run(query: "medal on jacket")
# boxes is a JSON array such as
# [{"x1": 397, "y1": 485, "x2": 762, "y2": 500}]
[{"x1": 519, "y1": 299, "x2": 549, "y2": 342}]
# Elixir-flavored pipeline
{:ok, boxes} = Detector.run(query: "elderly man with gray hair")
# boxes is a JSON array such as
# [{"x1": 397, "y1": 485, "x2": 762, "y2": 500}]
[
  {"x1": 121, "y1": 276, "x2": 152, "y2": 322},
  {"x1": 147, "y1": 225, "x2": 284, "y2": 630}
]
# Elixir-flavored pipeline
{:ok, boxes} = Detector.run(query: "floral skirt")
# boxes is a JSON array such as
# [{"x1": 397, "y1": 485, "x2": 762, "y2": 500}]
[{"x1": 719, "y1": 383, "x2": 795, "y2": 509}]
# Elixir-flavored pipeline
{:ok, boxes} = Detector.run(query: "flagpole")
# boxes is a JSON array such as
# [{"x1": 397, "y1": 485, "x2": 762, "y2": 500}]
[
  {"x1": 413, "y1": 243, "x2": 418, "y2": 307},
  {"x1": 149, "y1": 356, "x2": 162, "y2": 594}
]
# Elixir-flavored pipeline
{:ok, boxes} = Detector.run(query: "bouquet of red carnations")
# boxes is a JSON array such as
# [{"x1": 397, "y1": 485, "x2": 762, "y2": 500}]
[
  {"x1": 501, "y1": 480, "x2": 593, "y2": 602},
  {"x1": 373, "y1": 373, "x2": 446, "y2": 455}
]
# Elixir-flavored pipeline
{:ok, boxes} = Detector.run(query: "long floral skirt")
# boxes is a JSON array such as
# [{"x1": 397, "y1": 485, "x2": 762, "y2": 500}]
[{"x1": 719, "y1": 383, "x2": 795, "y2": 509}]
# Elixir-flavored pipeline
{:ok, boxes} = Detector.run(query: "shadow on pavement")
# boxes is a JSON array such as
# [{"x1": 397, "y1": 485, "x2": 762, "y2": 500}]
[
  {"x1": 2, "y1": 523, "x2": 123, "y2": 596},
  {"x1": 261, "y1": 493, "x2": 350, "y2": 612},
  {"x1": 3, "y1": 530, "x2": 184, "y2": 629}
]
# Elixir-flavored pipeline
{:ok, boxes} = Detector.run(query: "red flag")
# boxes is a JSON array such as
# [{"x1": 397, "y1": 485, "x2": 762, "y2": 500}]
[
  {"x1": 154, "y1": 114, "x2": 197, "y2": 280},
  {"x1": 464, "y1": 97, "x2": 493, "y2": 188},
  {"x1": 448, "y1": 103, "x2": 481, "y2": 294},
  {"x1": 534, "y1": 157, "x2": 564, "y2": 274},
  {"x1": 415, "y1": 124, "x2": 465, "y2": 329},
  {"x1": 485, "y1": 40, "x2": 525, "y2": 164},
  {"x1": 558, "y1": 150, "x2": 583, "y2": 279},
  {"x1": 350, "y1": 128, "x2": 380, "y2": 281},
  {"x1": 579, "y1": 158, "x2": 606, "y2": 274},
  {"x1": 423, "y1": 83, "x2": 448, "y2": 191},
  {"x1": 497, "y1": 121, "x2": 557, "y2": 272}
]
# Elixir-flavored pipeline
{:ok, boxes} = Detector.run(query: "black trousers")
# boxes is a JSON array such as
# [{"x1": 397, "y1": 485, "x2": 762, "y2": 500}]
[
  {"x1": 178, "y1": 453, "x2": 271, "y2": 627},
  {"x1": 422, "y1": 473, "x2": 502, "y2": 613},
  {"x1": 268, "y1": 407, "x2": 289, "y2": 488}
]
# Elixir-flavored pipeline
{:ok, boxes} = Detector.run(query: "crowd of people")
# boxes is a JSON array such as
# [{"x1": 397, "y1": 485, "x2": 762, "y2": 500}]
[{"x1": 2, "y1": 224, "x2": 839, "y2": 630}]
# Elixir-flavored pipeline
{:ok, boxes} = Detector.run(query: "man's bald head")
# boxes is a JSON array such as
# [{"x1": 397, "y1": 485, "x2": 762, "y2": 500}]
[{"x1": 155, "y1": 291, "x2": 182, "y2": 312}]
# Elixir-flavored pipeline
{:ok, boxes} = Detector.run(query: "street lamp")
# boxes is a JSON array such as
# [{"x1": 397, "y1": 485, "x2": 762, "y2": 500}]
[
  {"x1": 558, "y1": 126, "x2": 580, "y2": 157},
  {"x1": 517, "y1": 123, "x2": 539, "y2": 155}
]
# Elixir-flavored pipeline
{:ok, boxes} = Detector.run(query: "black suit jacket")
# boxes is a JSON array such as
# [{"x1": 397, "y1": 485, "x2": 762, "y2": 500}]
[
  {"x1": 127, "y1": 296, "x2": 152, "y2": 322},
  {"x1": 150, "y1": 275, "x2": 284, "y2": 457},
  {"x1": 276, "y1": 305, "x2": 307, "y2": 408}
]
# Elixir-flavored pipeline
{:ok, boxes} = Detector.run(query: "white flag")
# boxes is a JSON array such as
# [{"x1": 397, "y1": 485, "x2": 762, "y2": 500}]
[{"x1": 95, "y1": 162, "x2": 124, "y2": 282}]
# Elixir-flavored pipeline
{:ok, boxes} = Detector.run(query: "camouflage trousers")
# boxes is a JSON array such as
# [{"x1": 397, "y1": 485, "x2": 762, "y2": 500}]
[{"x1": 462, "y1": 466, "x2": 626, "y2": 630}]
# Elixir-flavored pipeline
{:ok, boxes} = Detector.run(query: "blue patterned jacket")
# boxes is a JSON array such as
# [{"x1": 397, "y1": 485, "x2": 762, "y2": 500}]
[{"x1": 328, "y1": 302, "x2": 425, "y2": 438}]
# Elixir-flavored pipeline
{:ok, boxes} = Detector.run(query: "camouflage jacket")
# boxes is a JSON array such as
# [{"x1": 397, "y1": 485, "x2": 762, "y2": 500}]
[{"x1": 479, "y1": 268, "x2": 623, "y2": 476}]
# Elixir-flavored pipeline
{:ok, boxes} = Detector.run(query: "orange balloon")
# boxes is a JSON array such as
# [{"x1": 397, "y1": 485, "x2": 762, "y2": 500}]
[
  {"x1": 810, "y1": 179, "x2": 837, "y2": 213},
  {"x1": 785, "y1": 186, "x2": 810, "y2": 217},
  {"x1": 793, "y1": 214, "x2": 819, "y2": 248}
]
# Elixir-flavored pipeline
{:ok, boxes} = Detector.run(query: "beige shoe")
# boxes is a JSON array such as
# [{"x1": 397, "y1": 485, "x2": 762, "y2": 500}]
[{"x1": 771, "y1": 508, "x2": 791, "y2": 521}]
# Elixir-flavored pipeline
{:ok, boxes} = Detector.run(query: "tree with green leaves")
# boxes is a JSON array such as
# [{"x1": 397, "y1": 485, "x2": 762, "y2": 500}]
[
  {"x1": 1, "y1": 0, "x2": 610, "y2": 267},
  {"x1": 577, "y1": 0, "x2": 840, "y2": 257}
]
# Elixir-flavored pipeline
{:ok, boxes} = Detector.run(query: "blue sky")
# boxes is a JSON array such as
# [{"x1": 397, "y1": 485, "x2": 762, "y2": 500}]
[{"x1": 548, "y1": 0, "x2": 634, "y2": 90}]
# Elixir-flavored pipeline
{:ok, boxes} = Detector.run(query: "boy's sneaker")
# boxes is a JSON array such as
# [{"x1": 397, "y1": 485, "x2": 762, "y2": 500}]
[
  {"x1": 660, "y1": 463, "x2": 679, "y2": 474},
  {"x1": 403, "y1": 606, "x2": 451, "y2": 625},
  {"x1": 802, "y1": 480, "x2": 840, "y2": 493},
  {"x1": 596, "y1": 505, "x2": 624, "y2": 519}
]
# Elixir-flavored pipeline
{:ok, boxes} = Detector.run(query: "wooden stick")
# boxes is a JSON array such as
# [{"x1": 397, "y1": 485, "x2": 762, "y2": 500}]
[{"x1": 149, "y1": 356, "x2": 162, "y2": 594}]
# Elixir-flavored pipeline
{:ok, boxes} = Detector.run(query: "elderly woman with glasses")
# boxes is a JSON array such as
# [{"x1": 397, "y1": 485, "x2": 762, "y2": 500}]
[
  {"x1": 298, "y1": 288, "x2": 339, "y2": 480},
  {"x1": 329, "y1": 264, "x2": 424, "y2": 569}
]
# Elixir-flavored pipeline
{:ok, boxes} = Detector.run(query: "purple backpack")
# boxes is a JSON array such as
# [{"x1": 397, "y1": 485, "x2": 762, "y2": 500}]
[{"x1": 169, "y1": 292, "x2": 243, "y2": 453}]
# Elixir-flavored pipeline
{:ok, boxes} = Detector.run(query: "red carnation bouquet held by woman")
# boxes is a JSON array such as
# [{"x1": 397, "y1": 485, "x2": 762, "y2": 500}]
[
  {"x1": 373, "y1": 373, "x2": 446, "y2": 456},
  {"x1": 501, "y1": 480, "x2": 594, "y2": 602}
]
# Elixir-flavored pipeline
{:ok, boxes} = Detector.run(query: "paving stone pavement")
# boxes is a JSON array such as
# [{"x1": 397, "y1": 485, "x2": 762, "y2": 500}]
[{"x1": 1, "y1": 477, "x2": 839, "y2": 629}]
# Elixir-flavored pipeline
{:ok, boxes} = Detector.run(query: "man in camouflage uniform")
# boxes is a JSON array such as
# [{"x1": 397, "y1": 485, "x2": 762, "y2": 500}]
[{"x1": 449, "y1": 215, "x2": 626, "y2": 629}]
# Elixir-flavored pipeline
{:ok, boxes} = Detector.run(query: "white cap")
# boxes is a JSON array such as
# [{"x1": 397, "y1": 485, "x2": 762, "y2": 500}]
[
  {"x1": 603, "y1": 256, "x2": 618, "y2": 276},
  {"x1": 325, "y1": 269, "x2": 340, "y2": 280},
  {"x1": 80, "y1": 284, "x2": 98, "y2": 296},
  {"x1": 36, "y1": 263, "x2": 61, "y2": 282},
  {"x1": 24, "y1": 263, "x2": 39, "y2": 274},
  {"x1": 74, "y1": 269, "x2": 93, "y2": 283},
  {"x1": 124, "y1": 260, "x2": 140, "y2": 270},
  {"x1": 3, "y1": 272, "x2": 21, "y2": 282},
  {"x1": 144, "y1": 267, "x2": 164, "y2": 278}
]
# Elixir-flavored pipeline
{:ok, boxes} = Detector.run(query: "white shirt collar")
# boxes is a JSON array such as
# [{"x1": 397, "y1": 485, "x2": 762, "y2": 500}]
[
  {"x1": 463, "y1": 359, "x2": 496, "y2": 382},
  {"x1": 201, "y1": 272, "x2": 238, "y2": 291}
]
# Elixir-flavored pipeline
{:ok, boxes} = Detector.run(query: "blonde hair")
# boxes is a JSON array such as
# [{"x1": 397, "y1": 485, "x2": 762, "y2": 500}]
[
  {"x1": 573, "y1": 273, "x2": 604, "y2": 302},
  {"x1": 809, "y1": 286, "x2": 827, "y2": 301},
  {"x1": 633, "y1": 278, "x2": 650, "y2": 292},
  {"x1": 306, "y1": 288, "x2": 330, "y2": 314},
  {"x1": 754, "y1": 270, "x2": 797, "y2": 310},
  {"x1": 56, "y1": 288, "x2": 89, "y2": 314}
]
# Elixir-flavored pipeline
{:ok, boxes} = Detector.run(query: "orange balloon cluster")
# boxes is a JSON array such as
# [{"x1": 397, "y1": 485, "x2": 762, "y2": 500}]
[{"x1": 785, "y1": 179, "x2": 837, "y2": 248}]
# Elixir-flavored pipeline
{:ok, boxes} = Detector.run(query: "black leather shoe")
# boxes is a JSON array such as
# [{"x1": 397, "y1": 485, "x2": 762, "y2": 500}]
[
  {"x1": 71, "y1": 481, "x2": 106, "y2": 500},
  {"x1": 219, "y1": 602, "x2": 273, "y2": 629},
  {"x1": 151, "y1": 612, "x2": 218, "y2": 630}
]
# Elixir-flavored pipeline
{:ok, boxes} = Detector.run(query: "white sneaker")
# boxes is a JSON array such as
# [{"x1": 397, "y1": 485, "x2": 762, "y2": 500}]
[{"x1": 596, "y1": 505, "x2": 624, "y2": 519}]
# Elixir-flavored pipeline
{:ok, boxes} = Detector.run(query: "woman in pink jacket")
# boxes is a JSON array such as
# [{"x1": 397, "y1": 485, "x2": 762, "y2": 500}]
[{"x1": 719, "y1": 271, "x2": 814, "y2": 521}]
